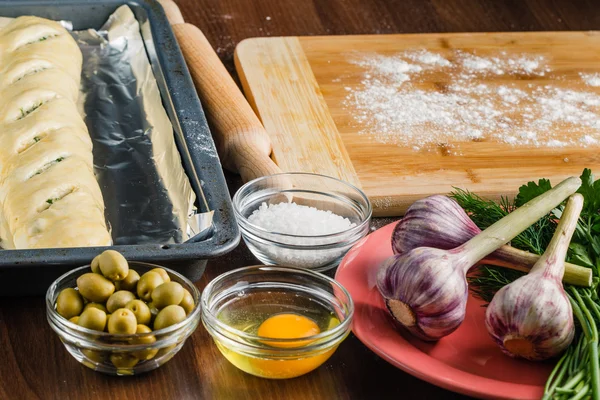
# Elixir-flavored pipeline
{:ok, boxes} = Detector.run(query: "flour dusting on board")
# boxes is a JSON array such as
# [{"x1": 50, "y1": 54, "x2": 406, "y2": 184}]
[
  {"x1": 343, "y1": 50, "x2": 600, "y2": 151},
  {"x1": 581, "y1": 73, "x2": 600, "y2": 87}
]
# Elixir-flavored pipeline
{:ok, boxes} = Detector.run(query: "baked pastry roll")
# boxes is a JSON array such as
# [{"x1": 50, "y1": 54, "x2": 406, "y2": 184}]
[{"x1": 0, "y1": 16, "x2": 111, "y2": 249}]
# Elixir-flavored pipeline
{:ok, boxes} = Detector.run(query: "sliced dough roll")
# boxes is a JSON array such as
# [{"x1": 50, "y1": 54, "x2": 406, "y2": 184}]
[{"x1": 0, "y1": 16, "x2": 111, "y2": 249}]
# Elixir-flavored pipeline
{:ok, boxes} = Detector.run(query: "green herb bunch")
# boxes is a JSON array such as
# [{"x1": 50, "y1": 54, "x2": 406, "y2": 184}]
[{"x1": 452, "y1": 169, "x2": 600, "y2": 400}]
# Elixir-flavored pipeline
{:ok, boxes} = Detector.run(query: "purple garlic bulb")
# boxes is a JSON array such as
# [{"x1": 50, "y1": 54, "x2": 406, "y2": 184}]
[
  {"x1": 377, "y1": 177, "x2": 581, "y2": 342},
  {"x1": 485, "y1": 194, "x2": 582, "y2": 361},
  {"x1": 378, "y1": 249, "x2": 469, "y2": 340},
  {"x1": 392, "y1": 195, "x2": 481, "y2": 254},
  {"x1": 390, "y1": 194, "x2": 591, "y2": 288}
]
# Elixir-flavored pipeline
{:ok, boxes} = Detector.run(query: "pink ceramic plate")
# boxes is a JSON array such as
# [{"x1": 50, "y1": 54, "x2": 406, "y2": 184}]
[{"x1": 335, "y1": 222, "x2": 553, "y2": 400}]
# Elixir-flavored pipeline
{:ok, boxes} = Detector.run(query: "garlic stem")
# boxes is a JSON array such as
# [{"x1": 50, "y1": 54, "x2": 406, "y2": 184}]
[
  {"x1": 488, "y1": 246, "x2": 592, "y2": 287},
  {"x1": 458, "y1": 176, "x2": 581, "y2": 267},
  {"x1": 530, "y1": 194, "x2": 583, "y2": 277}
]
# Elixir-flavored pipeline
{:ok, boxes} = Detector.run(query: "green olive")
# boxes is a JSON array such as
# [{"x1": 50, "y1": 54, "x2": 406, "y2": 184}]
[
  {"x1": 77, "y1": 307, "x2": 107, "y2": 331},
  {"x1": 151, "y1": 282, "x2": 184, "y2": 309},
  {"x1": 105, "y1": 314, "x2": 111, "y2": 331},
  {"x1": 125, "y1": 300, "x2": 151, "y2": 325},
  {"x1": 98, "y1": 250, "x2": 129, "y2": 281},
  {"x1": 115, "y1": 269, "x2": 140, "y2": 292},
  {"x1": 108, "y1": 308, "x2": 137, "y2": 334},
  {"x1": 155, "y1": 344, "x2": 177, "y2": 361},
  {"x1": 149, "y1": 267, "x2": 170, "y2": 283},
  {"x1": 137, "y1": 271, "x2": 164, "y2": 301},
  {"x1": 56, "y1": 288, "x2": 84, "y2": 319},
  {"x1": 154, "y1": 305, "x2": 186, "y2": 331},
  {"x1": 106, "y1": 291, "x2": 136, "y2": 313},
  {"x1": 110, "y1": 353, "x2": 138, "y2": 369},
  {"x1": 68, "y1": 316, "x2": 79, "y2": 324},
  {"x1": 84, "y1": 302, "x2": 108, "y2": 313},
  {"x1": 77, "y1": 273, "x2": 115, "y2": 303},
  {"x1": 82, "y1": 348, "x2": 106, "y2": 363},
  {"x1": 148, "y1": 302, "x2": 159, "y2": 322},
  {"x1": 179, "y1": 289, "x2": 195, "y2": 315},
  {"x1": 91, "y1": 255, "x2": 101, "y2": 274},
  {"x1": 132, "y1": 324, "x2": 158, "y2": 360}
]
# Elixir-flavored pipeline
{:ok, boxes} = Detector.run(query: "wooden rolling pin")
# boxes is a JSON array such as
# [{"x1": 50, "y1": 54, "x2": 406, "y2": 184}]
[{"x1": 157, "y1": 0, "x2": 283, "y2": 183}]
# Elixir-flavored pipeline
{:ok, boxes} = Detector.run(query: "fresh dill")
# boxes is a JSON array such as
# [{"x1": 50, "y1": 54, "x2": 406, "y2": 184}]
[
  {"x1": 451, "y1": 188, "x2": 555, "y2": 255},
  {"x1": 467, "y1": 266, "x2": 525, "y2": 303}
]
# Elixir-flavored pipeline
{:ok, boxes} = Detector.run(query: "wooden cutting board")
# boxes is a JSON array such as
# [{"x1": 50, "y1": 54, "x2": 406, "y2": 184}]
[{"x1": 234, "y1": 32, "x2": 600, "y2": 216}]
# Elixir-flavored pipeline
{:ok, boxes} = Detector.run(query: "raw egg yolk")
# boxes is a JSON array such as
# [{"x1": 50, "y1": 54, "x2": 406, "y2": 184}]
[{"x1": 257, "y1": 313, "x2": 320, "y2": 348}]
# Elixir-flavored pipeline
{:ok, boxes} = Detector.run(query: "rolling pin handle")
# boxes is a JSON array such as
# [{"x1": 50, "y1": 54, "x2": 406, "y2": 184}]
[
  {"x1": 158, "y1": 0, "x2": 184, "y2": 25},
  {"x1": 158, "y1": 0, "x2": 283, "y2": 183}
]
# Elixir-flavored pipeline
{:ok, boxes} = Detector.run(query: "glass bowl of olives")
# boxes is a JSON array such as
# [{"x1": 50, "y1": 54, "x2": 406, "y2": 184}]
[{"x1": 46, "y1": 251, "x2": 201, "y2": 376}]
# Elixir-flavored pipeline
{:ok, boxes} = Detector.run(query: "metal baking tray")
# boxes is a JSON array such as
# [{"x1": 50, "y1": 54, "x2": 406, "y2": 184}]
[{"x1": 0, "y1": 0, "x2": 240, "y2": 295}]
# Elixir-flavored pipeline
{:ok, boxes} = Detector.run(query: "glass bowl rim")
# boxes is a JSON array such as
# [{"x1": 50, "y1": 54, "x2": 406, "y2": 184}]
[
  {"x1": 232, "y1": 172, "x2": 373, "y2": 240},
  {"x1": 46, "y1": 261, "x2": 201, "y2": 340},
  {"x1": 200, "y1": 264, "x2": 354, "y2": 351}
]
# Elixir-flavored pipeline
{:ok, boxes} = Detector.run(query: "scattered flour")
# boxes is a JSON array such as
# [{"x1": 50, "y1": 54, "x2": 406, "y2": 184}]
[
  {"x1": 344, "y1": 50, "x2": 600, "y2": 151},
  {"x1": 404, "y1": 50, "x2": 451, "y2": 66},
  {"x1": 351, "y1": 55, "x2": 422, "y2": 83},
  {"x1": 581, "y1": 73, "x2": 600, "y2": 87}
]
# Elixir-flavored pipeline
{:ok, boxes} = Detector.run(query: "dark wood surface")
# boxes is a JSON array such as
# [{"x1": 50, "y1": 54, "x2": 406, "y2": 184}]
[{"x1": 1, "y1": 0, "x2": 600, "y2": 399}]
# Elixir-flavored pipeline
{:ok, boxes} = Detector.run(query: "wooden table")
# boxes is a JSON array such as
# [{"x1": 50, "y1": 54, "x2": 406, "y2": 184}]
[{"x1": 1, "y1": 0, "x2": 599, "y2": 399}]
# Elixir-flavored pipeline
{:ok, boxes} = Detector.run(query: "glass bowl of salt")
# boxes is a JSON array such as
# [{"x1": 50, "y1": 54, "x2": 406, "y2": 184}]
[{"x1": 232, "y1": 173, "x2": 372, "y2": 271}]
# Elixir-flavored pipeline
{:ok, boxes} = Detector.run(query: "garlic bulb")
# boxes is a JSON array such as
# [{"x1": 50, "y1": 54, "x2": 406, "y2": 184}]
[
  {"x1": 392, "y1": 195, "x2": 591, "y2": 287},
  {"x1": 485, "y1": 194, "x2": 582, "y2": 360},
  {"x1": 392, "y1": 195, "x2": 479, "y2": 252},
  {"x1": 378, "y1": 249, "x2": 469, "y2": 340},
  {"x1": 377, "y1": 176, "x2": 581, "y2": 341}
]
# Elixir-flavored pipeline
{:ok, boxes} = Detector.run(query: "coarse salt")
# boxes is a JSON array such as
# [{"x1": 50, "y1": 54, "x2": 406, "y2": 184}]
[
  {"x1": 248, "y1": 202, "x2": 355, "y2": 235},
  {"x1": 245, "y1": 202, "x2": 357, "y2": 269},
  {"x1": 343, "y1": 50, "x2": 600, "y2": 151}
]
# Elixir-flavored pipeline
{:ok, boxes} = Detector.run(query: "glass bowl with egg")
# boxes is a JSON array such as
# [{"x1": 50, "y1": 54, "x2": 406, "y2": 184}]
[
  {"x1": 46, "y1": 261, "x2": 201, "y2": 376},
  {"x1": 201, "y1": 265, "x2": 354, "y2": 379},
  {"x1": 232, "y1": 173, "x2": 372, "y2": 271}
]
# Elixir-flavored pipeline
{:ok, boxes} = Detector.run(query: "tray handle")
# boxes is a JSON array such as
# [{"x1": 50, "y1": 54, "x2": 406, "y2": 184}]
[{"x1": 157, "y1": 0, "x2": 283, "y2": 183}]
